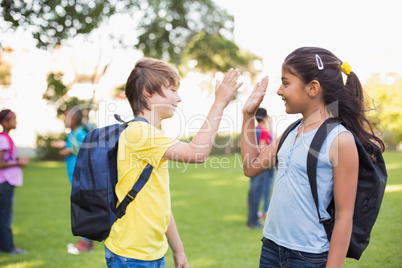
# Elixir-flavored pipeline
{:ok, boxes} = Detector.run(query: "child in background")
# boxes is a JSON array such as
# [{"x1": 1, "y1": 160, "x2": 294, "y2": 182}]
[
  {"x1": 0, "y1": 109, "x2": 29, "y2": 255},
  {"x1": 104, "y1": 58, "x2": 242, "y2": 267},
  {"x1": 247, "y1": 108, "x2": 275, "y2": 228},
  {"x1": 52, "y1": 107, "x2": 93, "y2": 254},
  {"x1": 241, "y1": 47, "x2": 384, "y2": 267}
]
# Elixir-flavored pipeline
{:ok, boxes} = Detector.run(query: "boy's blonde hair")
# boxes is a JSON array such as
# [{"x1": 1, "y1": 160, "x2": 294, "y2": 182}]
[{"x1": 125, "y1": 58, "x2": 181, "y2": 116}]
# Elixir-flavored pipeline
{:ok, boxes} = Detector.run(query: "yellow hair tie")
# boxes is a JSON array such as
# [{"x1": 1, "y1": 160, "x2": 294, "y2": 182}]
[{"x1": 341, "y1": 62, "x2": 352, "y2": 75}]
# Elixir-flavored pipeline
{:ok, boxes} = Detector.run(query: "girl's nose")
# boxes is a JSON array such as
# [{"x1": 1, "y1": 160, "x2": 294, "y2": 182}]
[{"x1": 277, "y1": 86, "x2": 283, "y2": 96}]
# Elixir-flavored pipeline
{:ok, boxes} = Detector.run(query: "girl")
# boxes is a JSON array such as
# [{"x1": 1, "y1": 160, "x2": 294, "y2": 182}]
[
  {"x1": 0, "y1": 109, "x2": 29, "y2": 255},
  {"x1": 241, "y1": 47, "x2": 384, "y2": 267}
]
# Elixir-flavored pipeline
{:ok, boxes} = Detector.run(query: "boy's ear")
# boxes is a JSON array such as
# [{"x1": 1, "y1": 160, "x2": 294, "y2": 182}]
[
  {"x1": 143, "y1": 86, "x2": 152, "y2": 97},
  {"x1": 308, "y1": 80, "x2": 321, "y2": 97}
]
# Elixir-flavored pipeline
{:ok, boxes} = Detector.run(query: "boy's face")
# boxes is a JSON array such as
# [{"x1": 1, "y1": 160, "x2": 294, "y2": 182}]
[
  {"x1": 149, "y1": 85, "x2": 182, "y2": 120},
  {"x1": 64, "y1": 111, "x2": 72, "y2": 128}
]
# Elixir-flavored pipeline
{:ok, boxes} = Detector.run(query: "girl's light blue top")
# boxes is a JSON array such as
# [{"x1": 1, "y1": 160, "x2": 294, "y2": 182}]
[{"x1": 263, "y1": 122, "x2": 350, "y2": 253}]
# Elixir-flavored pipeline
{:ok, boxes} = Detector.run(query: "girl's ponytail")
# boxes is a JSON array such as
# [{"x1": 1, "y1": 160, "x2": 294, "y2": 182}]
[
  {"x1": 345, "y1": 71, "x2": 363, "y2": 101},
  {"x1": 344, "y1": 70, "x2": 385, "y2": 157}
]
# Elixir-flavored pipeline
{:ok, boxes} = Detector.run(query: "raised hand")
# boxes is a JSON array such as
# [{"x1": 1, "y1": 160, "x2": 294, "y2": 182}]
[
  {"x1": 243, "y1": 76, "x2": 269, "y2": 115},
  {"x1": 214, "y1": 69, "x2": 243, "y2": 109}
]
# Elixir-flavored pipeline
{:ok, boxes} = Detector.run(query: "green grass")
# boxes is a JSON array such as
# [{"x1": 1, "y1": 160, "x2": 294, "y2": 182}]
[{"x1": 0, "y1": 152, "x2": 401, "y2": 267}]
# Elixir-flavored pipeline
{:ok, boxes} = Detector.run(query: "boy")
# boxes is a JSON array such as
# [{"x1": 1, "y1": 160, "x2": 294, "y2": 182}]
[
  {"x1": 52, "y1": 108, "x2": 93, "y2": 254},
  {"x1": 104, "y1": 58, "x2": 242, "y2": 267}
]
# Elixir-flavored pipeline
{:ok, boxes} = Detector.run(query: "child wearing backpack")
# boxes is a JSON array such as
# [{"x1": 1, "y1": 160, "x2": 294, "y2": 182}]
[
  {"x1": 241, "y1": 47, "x2": 385, "y2": 267},
  {"x1": 52, "y1": 107, "x2": 93, "y2": 254},
  {"x1": 0, "y1": 109, "x2": 29, "y2": 255},
  {"x1": 104, "y1": 58, "x2": 242, "y2": 267}
]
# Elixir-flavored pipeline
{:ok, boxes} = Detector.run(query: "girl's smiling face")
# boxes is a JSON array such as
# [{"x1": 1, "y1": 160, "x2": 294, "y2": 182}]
[{"x1": 277, "y1": 67, "x2": 311, "y2": 114}]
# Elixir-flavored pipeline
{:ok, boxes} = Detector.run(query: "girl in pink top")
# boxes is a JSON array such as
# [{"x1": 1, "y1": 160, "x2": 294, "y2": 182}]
[{"x1": 0, "y1": 109, "x2": 29, "y2": 255}]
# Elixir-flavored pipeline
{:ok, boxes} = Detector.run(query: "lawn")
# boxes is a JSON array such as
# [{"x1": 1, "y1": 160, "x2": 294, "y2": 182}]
[{"x1": 0, "y1": 151, "x2": 401, "y2": 267}]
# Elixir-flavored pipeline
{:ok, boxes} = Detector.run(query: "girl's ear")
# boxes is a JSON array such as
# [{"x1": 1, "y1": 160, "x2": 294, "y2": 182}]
[{"x1": 308, "y1": 80, "x2": 321, "y2": 97}]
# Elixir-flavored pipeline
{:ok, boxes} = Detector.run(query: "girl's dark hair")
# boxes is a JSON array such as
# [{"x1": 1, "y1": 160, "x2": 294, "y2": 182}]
[
  {"x1": 283, "y1": 47, "x2": 384, "y2": 158},
  {"x1": 0, "y1": 109, "x2": 12, "y2": 124}
]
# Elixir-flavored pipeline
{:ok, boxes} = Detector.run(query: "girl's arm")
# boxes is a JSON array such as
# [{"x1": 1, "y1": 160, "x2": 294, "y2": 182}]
[
  {"x1": 166, "y1": 214, "x2": 189, "y2": 268},
  {"x1": 164, "y1": 69, "x2": 242, "y2": 163},
  {"x1": 0, "y1": 151, "x2": 29, "y2": 169},
  {"x1": 326, "y1": 132, "x2": 358, "y2": 267},
  {"x1": 241, "y1": 76, "x2": 278, "y2": 177}
]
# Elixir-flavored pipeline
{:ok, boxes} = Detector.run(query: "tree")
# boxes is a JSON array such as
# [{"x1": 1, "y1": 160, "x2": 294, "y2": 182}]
[
  {"x1": 0, "y1": 0, "x2": 259, "y2": 72},
  {"x1": 0, "y1": 46, "x2": 12, "y2": 86},
  {"x1": 365, "y1": 73, "x2": 402, "y2": 150},
  {"x1": 1, "y1": 0, "x2": 117, "y2": 49}
]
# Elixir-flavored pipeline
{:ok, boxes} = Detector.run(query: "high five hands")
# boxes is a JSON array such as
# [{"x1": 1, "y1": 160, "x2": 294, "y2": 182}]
[
  {"x1": 214, "y1": 69, "x2": 243, "y2": 109},
  {"x1": 243, "y1": 76, "x2": 269, "y2": 115}
]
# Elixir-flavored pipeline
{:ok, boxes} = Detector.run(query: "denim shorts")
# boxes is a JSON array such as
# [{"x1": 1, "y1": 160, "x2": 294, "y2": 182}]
[
  {"x1": 259, "y1": 237, "x2": 328, "y2": 268},
  {"x1": 105, "y1": 246, "x2": 165, "y2": 268}
]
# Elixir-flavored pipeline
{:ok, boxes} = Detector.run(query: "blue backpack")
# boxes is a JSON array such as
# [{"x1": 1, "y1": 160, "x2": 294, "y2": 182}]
[
  {"x1": 71, "y1": 115, "x2": 154, "y2": 241},
  {"x1": 277, "y1": 118, "x2": 387, "y2": 260}
]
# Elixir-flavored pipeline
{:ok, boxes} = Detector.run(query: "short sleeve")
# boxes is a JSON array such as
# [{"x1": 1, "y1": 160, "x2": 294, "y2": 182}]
[
  {"x1": 70, "y1": 127, "x2": 89, "y2": 155},
  {"x1": 0, "y1": 135, "x2": 10, "y2": 151},
  {"x1": 119, "y1": 122, "x2": 178, "y2": 168},
  {"x1": 322, "y1": 125, "x2": 352, "y2": 166},
  {"x1": 75, "y1": 128, "x2": 87, "y2": 148}
]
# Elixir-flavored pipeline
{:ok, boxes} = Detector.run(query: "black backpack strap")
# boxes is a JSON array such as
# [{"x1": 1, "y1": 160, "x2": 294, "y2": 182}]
[
  {"x1": 115, "y1": 163, "x2": 154, "y2": 218},
  {"x1": 113, "y1": 114, "x2": 153, "y2": 219},
  {"x1": 114, "y1": 114, "x2": 149, "y2": 126},
  {"x1": 275, "y1": 119, "x2": 302, "y2": 166},
  {"x1": 307, "y1": 118, "x2": 340, "y2": 223}
]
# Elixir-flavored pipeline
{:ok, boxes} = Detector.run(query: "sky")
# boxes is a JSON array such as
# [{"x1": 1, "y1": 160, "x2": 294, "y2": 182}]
[{"x1": 1, "y1": 0, "x2": 401, "y2": 150}]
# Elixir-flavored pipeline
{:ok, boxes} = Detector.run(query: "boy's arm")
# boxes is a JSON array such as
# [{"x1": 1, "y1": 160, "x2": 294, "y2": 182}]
[
  {"x1": 326, "y1": 132, "x2": 358, "y2": 267},
  {"x1": 166, "y1": 214, "x2": 189, "y2": 268},
  {"x1": 164, "y1": 69, "x2": 242, "y2": 163},
  {"x1": 59, "y1": 148, "x2": 72, "y2": 157}
]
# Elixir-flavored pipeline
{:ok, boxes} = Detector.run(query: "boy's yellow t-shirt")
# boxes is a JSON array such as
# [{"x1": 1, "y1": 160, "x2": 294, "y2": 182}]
[{"x1": 105, "y1": 121, "x2": 177, "y2": 260}]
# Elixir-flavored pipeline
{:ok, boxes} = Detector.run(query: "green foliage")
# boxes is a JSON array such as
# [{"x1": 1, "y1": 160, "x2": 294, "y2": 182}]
[
  {"x1": 136, "y1": 0, "x2": 234, "y2": 65},
  {"x1": 36, "y1": 132, "x2": 67, "y2": 160},
  {"x1": 43, "y1": 72, "x2": 93, "y2": 118},
  {"x1": 365, "y1": 73, "x2": 402, "y2": 150},
  {"x1": 0, "y1": 61, "x2": 11, "y2": 85},
  {"x1": 181, "y1": 133, "x2": 241, "y2": 155},
  {"x1": 43, "y1": 73, "x2": 68, "y2": 102},
  {"x1": 1, "y1": 0, "x2": 259, "y2": 75},
  {"x1": 0, "y1": 0, "x2": 117, "y2": 48},
  {"x1": 185, "y1": 31, "x2": 250, "y2": 73},
  {"x1": 382, "y1": 131, "x2": 400, "y2": 151},
  {"x1": 0, "y1": 152, "x2": 401, "y2": 267},
  {"x1": 210, "y1": 133, "x2": 240, "y2": 155}
]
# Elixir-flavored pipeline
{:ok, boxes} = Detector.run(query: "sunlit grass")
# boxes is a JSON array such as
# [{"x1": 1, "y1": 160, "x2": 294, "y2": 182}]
[
  {"x1": 385, "y1": 184, "x2": 402, "y2": 193},
  {"x1": 0, "y1": 152, "x2": 401, "y2": 267}
]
